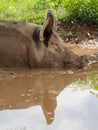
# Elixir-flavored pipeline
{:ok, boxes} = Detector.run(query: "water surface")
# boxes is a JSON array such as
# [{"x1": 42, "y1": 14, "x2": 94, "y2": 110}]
[{"x1": 0, "y1": 64, "x2": 98, "y2": 130}]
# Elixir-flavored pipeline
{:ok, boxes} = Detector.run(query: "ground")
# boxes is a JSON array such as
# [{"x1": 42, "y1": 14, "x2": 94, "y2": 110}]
[{"x1": 58, "y1": 23, "x2": 98, "y2": 56}]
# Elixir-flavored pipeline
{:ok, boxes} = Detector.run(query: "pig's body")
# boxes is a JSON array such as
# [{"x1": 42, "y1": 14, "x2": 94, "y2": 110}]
[{"x1": 0, "y1": 11, "x2": 88, "y2": 68}]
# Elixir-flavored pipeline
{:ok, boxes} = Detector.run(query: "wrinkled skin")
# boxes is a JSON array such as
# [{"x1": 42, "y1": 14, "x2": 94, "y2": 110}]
[{"x1": 0, "y1": 11, "x2": 88, "y2": 68}]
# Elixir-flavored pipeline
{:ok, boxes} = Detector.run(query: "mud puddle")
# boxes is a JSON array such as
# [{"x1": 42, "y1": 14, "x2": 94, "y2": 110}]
[{"x1": 0, "y1": 63, "x2": 98, "y2": 130}]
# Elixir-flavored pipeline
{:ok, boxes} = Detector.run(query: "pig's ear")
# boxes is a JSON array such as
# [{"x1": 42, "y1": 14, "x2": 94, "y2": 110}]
[{"x1": 39, "y1": 10, "x2": 56, "y2": 47}]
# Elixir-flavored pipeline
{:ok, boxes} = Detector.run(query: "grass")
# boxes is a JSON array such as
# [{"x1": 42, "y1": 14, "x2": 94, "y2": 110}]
[{"x1": 0, "y1": 0, "x2": 98, "y2": 25}]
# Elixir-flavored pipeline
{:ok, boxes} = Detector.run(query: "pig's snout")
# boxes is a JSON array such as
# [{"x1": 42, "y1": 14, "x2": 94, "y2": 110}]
[{"x1": 63, "y1": 55, "x2": 88, "y2": 69}]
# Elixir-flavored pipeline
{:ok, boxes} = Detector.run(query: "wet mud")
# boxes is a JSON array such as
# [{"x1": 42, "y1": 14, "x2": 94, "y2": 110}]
[{"x1": 0, "y1": 68, "x2": 86, "y2": 124}]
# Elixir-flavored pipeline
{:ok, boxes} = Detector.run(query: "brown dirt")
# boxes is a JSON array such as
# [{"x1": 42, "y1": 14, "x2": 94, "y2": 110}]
[
  {"x1": 58, "y1": 23, "x2": 98, "y2": 56},
  {"x1": 64, "y1": 44, "x2": 98, "y2": 55}
]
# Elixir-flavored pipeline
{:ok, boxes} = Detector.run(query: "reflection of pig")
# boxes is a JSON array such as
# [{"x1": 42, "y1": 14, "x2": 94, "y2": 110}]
[
  {"x1": 0, "y1": 69, "x2": 87, "y2": 124},
  {"x1": 0, "y1": 11, "x2": 88, "y2": 68}
]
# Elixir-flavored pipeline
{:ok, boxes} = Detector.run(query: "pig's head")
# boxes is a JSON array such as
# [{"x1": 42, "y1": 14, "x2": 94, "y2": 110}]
[{"x1": 31, "y1": 11, "x2": 88, "y2": 68}]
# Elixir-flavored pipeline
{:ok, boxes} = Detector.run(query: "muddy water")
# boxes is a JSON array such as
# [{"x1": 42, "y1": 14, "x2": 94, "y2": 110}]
[{"x1": 0, "y1": 65, "x2": 98, "y2": 130}]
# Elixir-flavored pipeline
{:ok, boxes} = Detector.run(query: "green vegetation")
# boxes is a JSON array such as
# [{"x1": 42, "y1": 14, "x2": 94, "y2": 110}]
[
  {"x1": 63, "y1": 0, "x2": 98, "y2": 25},
  {"x1": 0, "y1": 0, "x2": 98, "y2": 25},
  {"x1": 73, "y1": 64, "x2": 98, "y2": 97}
]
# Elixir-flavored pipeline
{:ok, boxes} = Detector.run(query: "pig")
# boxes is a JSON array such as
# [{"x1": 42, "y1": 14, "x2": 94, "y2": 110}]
[{"x1": 0, "y1": 11, "x2": 88, "y2": 68}]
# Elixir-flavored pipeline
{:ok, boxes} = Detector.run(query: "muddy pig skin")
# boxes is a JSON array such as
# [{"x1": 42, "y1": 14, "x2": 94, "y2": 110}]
[{"x1": 0, "y1": 11, "x2": 88, "y2": 68}]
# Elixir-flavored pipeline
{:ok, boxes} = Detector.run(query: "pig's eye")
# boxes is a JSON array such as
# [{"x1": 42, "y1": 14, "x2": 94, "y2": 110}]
[{"x1": 51, "y1": 42, "x2": 58, "y2": 46}]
